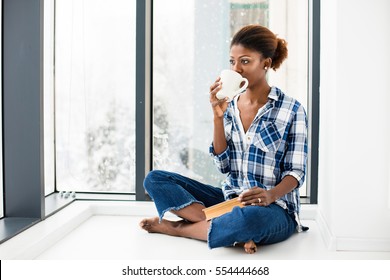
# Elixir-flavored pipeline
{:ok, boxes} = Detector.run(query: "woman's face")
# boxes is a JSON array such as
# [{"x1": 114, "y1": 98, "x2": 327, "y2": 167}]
[{"x1": 229, "y1": 44, "x2": 269, "y2": 89}]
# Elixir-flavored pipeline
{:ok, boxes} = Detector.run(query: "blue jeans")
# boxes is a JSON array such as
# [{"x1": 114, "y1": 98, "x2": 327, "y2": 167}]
[{"x1": 143, "y1": 170, "x2": 297, "y2": 249}]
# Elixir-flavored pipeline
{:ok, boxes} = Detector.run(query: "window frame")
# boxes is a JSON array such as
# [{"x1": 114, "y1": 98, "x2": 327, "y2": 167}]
[
  {"x1": 1, "y1": 0, "x2": 45, "y2": 243},
  {"x1": 0, "y1": 0, "x2": 319, "y2": 243},
  {"x1": 307, "y1": 0, "x2": 320, "y2": 204}
]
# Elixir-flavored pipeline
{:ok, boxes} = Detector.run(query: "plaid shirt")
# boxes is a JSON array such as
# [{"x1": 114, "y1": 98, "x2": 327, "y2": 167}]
[{"x1": 210, "y1": 87, "x2": 308, "y2": 216}]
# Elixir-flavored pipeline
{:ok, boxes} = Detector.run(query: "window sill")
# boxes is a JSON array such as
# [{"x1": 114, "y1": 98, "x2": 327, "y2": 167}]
[
  {"x1": 0, "y1": 192, "x2": 136, "y2": 245},
  {"x1": 0, "y1": 200, "x2": 317, "y2": 259}
]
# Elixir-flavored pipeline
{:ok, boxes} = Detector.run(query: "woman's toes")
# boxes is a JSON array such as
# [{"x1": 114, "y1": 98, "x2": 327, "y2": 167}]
[{"x1": 244, "y1": 240, "x2": 257, "y2": 254}]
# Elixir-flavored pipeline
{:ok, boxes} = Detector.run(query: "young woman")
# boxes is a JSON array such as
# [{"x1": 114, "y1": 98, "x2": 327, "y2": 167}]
[{"x1": 140, "y1": 25, "x2": 308, "y2": 254}]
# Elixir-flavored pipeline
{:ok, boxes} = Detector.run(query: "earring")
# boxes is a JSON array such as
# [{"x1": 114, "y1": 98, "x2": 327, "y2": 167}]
[{"x1": 264, "y1": 66, "x2": 268, "y2": 70}]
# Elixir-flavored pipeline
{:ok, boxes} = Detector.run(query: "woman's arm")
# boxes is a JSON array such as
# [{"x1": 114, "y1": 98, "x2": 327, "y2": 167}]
[
  {"x1": 212, "y1": 117, "x2": 227, "y2": 155},
  {"x1": 280, "y1": 105, "x2": 308, "y2": 187},
  {"x1": 238, "y1": 175, "x2": 298, "y2": 206},
  {"x1": 209, "y1": 77, "x2": 229, "y2": 155}
]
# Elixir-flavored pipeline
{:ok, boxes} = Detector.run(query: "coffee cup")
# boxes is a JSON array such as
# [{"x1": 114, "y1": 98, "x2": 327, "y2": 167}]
[{"x1": 216, "y1": 69, "x2": 249, "y2": 101}]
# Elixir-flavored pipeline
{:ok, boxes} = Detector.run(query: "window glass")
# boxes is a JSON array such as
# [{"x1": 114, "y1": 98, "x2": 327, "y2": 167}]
[
  {"x1": 55, "y1": 0, "x2": 136, "y2": 193},
  {"x1": 153, "y1": 0, "x2": 308, "y2": 195},
  {"x1": 268, "y1": 0, "x2": 309, "y2": 195}
]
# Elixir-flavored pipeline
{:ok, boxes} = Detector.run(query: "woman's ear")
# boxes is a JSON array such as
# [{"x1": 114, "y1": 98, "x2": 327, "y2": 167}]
[{"x1": 264, "y1": 58, "x2": 272, "y2": 70}]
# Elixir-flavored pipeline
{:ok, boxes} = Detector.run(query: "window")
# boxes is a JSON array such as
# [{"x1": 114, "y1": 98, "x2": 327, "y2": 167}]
[
  {"x1": 1, "y1": 0, "x2": 319, "y2": 243},
  {"x1": 48, "y1": 0, "x2": 313, "y2": 197},
  {"x1": 51, "y1": 0, "x2": 313, "y2": 198},
  {"x1": 53, "y1": 0, "x2": 137, "y2": 193},
  {"x1": 153, "y1": 0, "x2": 309, "y2": 195}
]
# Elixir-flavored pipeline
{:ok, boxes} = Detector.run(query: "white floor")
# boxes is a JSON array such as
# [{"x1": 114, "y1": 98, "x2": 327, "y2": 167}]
[
  {"x1": 1, "y1": 201, "x2": 390, "y2": 260},
  {"x1": 35, "y1": 215, "x2": 389, "y2": 260}
]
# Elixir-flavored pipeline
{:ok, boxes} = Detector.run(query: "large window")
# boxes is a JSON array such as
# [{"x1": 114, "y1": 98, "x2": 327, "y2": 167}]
[
  {"x1": 1, "y1": 0, "x2": 318, "y2": 243},
  {"x1": 153, "y1": 0, "x2": 309, "y2": 195},
  {"x1": 53, "y1": 0, "x2": 136, "y2": 193},
  {"x1": 50, "y1": 0, "x2": 310, "y2": 196}
]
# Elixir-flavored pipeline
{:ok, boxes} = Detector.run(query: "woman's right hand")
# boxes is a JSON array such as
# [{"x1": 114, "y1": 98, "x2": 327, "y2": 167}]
[{"x1": 209, "y1": 77, "x2": 229, "y2": 119}]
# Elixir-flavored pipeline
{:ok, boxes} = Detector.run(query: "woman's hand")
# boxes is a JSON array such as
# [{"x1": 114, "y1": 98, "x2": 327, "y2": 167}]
[
  {"x1": 238, "y1": 187, "x2": 277, "y2": 207},
  {"x1": 209, "y1": 77, "x2": 229, "y2": 118}
]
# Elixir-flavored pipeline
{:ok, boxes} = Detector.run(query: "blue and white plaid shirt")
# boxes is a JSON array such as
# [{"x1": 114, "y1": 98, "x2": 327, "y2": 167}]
[{"x1": 210, "y1": 86, "x2": 308, "y2": 217}]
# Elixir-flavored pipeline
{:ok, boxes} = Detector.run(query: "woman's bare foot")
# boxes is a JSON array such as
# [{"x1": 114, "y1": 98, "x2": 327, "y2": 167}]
[
  {"x1": 235, "y1": 240, "x2": 258, "y2": 254},
  {"x1": 139, "y1": 217, "x2": 185, "y2": 236},
  {"x1": 244, "y1": 240, "x2": 257, "y2": 254}
]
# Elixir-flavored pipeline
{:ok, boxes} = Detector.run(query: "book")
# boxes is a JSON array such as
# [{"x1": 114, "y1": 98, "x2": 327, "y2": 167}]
[{"x1": 202, "y1": 197, "x2": 244, "y2": 220}]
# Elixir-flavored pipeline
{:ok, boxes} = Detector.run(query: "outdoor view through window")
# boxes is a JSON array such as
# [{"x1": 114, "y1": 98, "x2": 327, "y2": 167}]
[
  {"x1": 53, "y1": 0, "x2": 308, "y2": 195},
  {"x1": 54, "y1": 0, "x2": 136, "y2": 192}
]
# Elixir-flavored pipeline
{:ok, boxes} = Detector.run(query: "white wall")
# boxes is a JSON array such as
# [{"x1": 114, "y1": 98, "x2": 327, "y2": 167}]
[{"x1": 319, "y1": 0, "x2": 390, "y2": 251}]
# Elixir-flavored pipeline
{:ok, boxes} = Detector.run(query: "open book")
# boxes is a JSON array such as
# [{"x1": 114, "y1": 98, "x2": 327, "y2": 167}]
[{"x1": 202, "y1": 197, "x2": 244, "y2": 220}]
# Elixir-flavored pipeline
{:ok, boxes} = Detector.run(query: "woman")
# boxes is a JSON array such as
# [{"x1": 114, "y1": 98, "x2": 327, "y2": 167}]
[{"x1": 140, "y1": 25, "x2": 308, "y2": 254}]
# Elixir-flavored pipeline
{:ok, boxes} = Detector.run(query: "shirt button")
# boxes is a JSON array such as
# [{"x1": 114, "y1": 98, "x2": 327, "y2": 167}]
[{"x1": 247, "y1": 136, "x2": 251, "y2": 141}]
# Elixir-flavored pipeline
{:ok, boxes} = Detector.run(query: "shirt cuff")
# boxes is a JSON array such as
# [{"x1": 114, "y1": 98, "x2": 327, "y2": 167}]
[
  {"x1": 209, "y1": 143, "x2": 230, "y2": 173},
  {"x1": 209, "y1": 143, "x2": 229, "y2": 159},
  {"x1": 282, "y1": 170, "x2": 306, "y2": 187}
]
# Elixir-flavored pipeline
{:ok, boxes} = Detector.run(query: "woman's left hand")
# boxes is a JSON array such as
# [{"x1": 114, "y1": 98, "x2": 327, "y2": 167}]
[{"x1": 238, "y1": 186, "x2": 276, "y2": 207}]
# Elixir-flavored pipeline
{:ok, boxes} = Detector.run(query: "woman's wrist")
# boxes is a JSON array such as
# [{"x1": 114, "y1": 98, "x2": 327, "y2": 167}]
[
  {"x1": 213, "y1": 115, "x2": 224, "y2": 123},
  {"x1": 267, "y1": 189, "x2": 280, "y2": 203},
  {"x1": 268, "y1": 176, "x2": 298, "y2": 202}
]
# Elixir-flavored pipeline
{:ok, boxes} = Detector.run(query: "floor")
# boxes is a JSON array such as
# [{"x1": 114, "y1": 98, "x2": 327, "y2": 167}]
[
  {"x1": 2, "y1": 204, "x2": 388, "y2": 280},
  {"x1": 32, "y1": 216, "x2": 382, "y2": 260},
  {"x1": 30, "y1": 202, "x2": 390, "y2": 260}
]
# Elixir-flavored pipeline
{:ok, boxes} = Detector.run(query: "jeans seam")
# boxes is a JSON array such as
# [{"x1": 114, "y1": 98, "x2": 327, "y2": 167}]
[{"x1": 207, "y1": 219, "x2": 214, "y2": 249}]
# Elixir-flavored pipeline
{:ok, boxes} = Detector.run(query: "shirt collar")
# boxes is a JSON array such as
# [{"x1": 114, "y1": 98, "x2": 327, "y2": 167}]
[{"x1": 268, "y1": 86, "x2": 279, "y2": 102}]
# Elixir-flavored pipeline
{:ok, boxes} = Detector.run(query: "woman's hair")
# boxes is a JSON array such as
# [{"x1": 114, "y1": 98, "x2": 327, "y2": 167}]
[{"x1": 231, "y1": 25, "x2": 288, "y2": 71}]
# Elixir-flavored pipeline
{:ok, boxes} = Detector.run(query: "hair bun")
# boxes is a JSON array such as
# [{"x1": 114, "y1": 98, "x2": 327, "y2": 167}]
[{"x1": 271, "y1": 38, "x2": 288, "y2": 70}]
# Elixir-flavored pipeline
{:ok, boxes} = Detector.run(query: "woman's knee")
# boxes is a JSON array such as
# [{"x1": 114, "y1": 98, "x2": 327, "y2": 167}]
[
  {"x1": 143, "y1": 170, "x2": 173, "y2": 192},
  {"x1": 144, "y1": 169, "x2": 162, "y2": 184}
]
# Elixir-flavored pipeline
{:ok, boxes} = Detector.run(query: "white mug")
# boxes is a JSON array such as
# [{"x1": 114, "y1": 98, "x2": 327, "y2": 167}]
[{"x1": 216, "y1": 69, "x2": 249, "y2": 101}]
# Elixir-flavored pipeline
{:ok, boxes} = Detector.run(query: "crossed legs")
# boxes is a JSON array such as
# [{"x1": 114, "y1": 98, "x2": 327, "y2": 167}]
[
  {"x1": 139, "y1": 202, "x2": 257, "y2": 254},
  {"x1": 139, "y1": 170, "x2": 257, "y2": 253}
]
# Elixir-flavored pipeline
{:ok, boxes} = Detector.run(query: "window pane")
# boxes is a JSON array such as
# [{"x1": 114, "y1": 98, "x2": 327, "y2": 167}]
[
  {"x1": 268, "y1": 0, "x2": 309, "y2": 195},
  {"x1": 153, "y1": 0, "x2": 228, "y2": 186},
  {"x1": 153, "y1": 0, "x2": 308, "y2": 195},
  {"x1": 55, "y1": 0, "x2": 136, "y2": 193}
]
